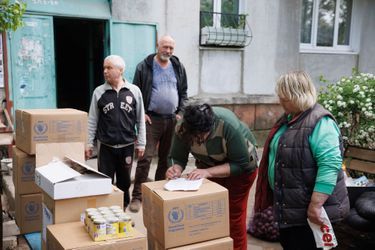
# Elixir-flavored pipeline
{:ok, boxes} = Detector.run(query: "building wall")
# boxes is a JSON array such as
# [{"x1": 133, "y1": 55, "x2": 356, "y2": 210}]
[
  {"x1": 112, "y1": 0, "x2": 374, "y2": 96},
  {"x1": 110, "y1": 0, "x2": 374, "y2": 144},
  {"x1": 166, "y1": 0, "x2": 200, "y2": 97},
  {"x1": 358, "y1": 0, "x2": 375, "y2": 73},
  {"x1": 244, "y1": 0, "x2": 300, "y2": 95},
  {"x1": 111, "y1": 0, "x2": 201, "y2": 97},
  {"x1": 299, "y1": 53, "x2": 358, "y2": 87}
]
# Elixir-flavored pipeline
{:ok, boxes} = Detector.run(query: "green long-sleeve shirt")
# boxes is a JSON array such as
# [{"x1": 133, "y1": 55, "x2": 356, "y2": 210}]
[
  {"x1": 268, "y1": 116, "x2": 342, "y2": 194},
  {"x1": 169, "y1": 107, "x2": 257, "y2": 176}
]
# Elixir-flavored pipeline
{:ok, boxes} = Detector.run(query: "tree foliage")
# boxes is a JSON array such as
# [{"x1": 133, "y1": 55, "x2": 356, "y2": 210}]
[{"x1": 0, "y1": 0, "x2": 26, "y2": 32}]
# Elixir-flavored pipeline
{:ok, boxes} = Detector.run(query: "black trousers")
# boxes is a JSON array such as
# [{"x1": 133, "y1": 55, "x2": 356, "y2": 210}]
[
  {"x1": 279, "y1": 225, "x2": 321, "y2": 250},
  {"x1": 132, "y1": 115, "x2": 176, "y2": 201},
  {"x1": 98, "y1": 143, "x2": 134, "y2": 207}
]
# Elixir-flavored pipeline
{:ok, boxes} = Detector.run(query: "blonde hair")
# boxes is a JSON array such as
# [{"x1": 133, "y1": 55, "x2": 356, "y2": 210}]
[{"x1": 276, "y1": 71, "x2": 317, "y2": 111}]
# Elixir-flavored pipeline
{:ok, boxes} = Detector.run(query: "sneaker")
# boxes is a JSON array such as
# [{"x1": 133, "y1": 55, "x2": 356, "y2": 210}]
[{"x1": 129, "y1": 199, "x2": 141, "y2": 213}]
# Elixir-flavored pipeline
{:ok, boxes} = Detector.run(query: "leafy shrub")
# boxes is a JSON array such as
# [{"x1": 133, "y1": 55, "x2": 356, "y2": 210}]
[{"x1": 318, "y1": 71, "x2": 375, "y2": 149}]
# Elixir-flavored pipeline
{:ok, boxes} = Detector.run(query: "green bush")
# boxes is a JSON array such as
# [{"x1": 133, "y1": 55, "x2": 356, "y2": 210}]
[{"x1": 318, "y1": 71, "x2": 375, "y2": 149}]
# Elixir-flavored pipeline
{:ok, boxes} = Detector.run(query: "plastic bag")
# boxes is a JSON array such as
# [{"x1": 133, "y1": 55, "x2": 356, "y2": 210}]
[
  {"x1": 248, "y1": 206, "x2": 279, "y2": 242},
  {"x1": 307, "y1": 207, "x2": 338, "y2": 249}
]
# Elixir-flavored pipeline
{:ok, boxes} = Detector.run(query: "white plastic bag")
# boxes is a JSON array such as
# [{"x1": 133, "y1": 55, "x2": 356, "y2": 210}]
[{"x1": 307, "y1": 207, "x2": 338, "y2": 249}]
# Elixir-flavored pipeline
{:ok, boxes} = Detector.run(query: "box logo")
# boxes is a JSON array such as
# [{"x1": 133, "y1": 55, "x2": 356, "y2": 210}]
[
  {"x1": 168, "y1": 207, "x2": 184, "y2": 223},
  {"x1": 34, "y1": 122, "x2": 48, "y2": 135},
  {"x1": 25, "y1": 201, "x2": 40, "y2": 216},
  {"x1": 22, "y1": 163, "x2": 34, "y2": 176}
]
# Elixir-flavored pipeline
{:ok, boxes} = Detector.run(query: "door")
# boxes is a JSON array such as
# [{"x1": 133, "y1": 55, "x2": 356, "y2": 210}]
[
  {"x1": 110, "y1": 21, "x2": 157, "y2": 83},
  {"x1": 8, "y1": 15, "x2": 56, "y2": 111}
]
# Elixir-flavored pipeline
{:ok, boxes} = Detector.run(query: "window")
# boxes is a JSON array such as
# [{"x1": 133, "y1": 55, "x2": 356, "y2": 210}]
[
  {"x1": 200, "y1": 0, "x2": 241, "y2": 28},
  {"x1": 300, "y1": 0, "x2": 353, "y2": 52},
  {"x1": 199, "y1": 0, "x2": 252, "y2": 47}
]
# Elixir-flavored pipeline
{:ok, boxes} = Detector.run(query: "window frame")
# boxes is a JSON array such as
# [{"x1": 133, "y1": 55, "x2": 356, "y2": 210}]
[
  {"x1": 205, "y1": 0, "x2": 245, "y2": 28},
  {"x1": 300, "y1": 0, "x2": 354, "y2": 53}
]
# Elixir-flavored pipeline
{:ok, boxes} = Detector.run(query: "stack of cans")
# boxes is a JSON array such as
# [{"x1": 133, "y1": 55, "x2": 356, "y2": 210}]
[{"x1": 85, "y1": 206, "x2": 134, "y2": 241}]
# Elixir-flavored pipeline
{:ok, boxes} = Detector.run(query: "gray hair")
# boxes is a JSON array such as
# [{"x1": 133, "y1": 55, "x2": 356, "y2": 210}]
[
  {"x1": 104, "y1": 55, "x2": 126, "y2": 71},
  {"x1": 276, "y1": 71, "x2": 317, "y2": 111}
]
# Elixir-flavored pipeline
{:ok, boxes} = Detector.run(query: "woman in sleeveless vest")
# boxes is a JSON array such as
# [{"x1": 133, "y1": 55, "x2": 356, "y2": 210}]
[{"x1": 253, "y1": 71, "x2": 349, "y2": 250}]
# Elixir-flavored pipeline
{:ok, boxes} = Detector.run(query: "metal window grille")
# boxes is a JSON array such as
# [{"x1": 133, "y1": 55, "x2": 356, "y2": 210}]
[{"x1": 200, "y1": 11, "x2": 253, "y2": 47}]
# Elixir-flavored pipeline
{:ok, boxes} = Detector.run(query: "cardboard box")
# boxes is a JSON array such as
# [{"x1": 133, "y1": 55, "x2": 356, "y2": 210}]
[
  {"x1": 13, "y1": 146, "x2": 40, "y2": 194},
  {"x1": 148, "y1": 232, "x2": 233, "y2": 250},
  {"x1": 41, "y1": 186, "x2": 123, "y2": 243},
  {"x1": 12, "y1": 143, "x2": 85, "y2": 195},
  {"x1": 35, "y1": 142, "x2": 85, "y2": 167},
  {"x1": 171, "y1": 237, "x2": 233, "y2": 250},
  {"x1": 15, "y1": 109, "x2": 87, "y2": 154},
  {"x1": 43, "y1": 186, "x2": 124, "y2": 224},
  {"x1": 47, "y1": 222, "x2": 146, "y2": 250},
  {"x1": 142, "y1": 179, "x2": 230, "y2": 249},
  {"x1": 35, "y1": 157, "x2": 112, "y2": 200},
  {"x1": 15, "y1": 192, "x2": 42, "y2": 234}
]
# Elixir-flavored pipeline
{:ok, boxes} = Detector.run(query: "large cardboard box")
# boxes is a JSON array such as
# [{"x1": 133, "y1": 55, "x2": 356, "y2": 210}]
[
  {"x1": 15, "y1": 109, "x2": 87, "y2": 154},
  {"x1": 41, "y1": 186, "x2": 123, "y2": 244},
  {"x1": 148, "y1": 232, "x2": 233, "y2": 250},
  {"x1": 35, "y1": 157, "x2": 112, "y2": 200},
  {"x1": 12, "y1": 146, "x2": 40, "y2": 194},
  {"x1": 43, "y1": 186, "x2": 124, "y2": 224},
  {"x1": 12, "y1": 142, "x2": 85, "y2": 195},
  {"x1": 171, "y1": 237, "x2": 233, "y2": 250},
  {"x1": 15, "y1": 192, "x2": 42, "y2": 234},
  {"x1": 47, "y1": 222, "x2": 146, "y2": 250},
  {"x1": 142, "y1": 179, "x2": 230, "y2": 249}
]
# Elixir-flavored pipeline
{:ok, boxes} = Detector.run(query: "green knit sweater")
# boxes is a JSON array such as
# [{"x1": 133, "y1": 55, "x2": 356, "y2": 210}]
[{"x1": 169, "y1": 107, "x2": 257, "y2": 176}]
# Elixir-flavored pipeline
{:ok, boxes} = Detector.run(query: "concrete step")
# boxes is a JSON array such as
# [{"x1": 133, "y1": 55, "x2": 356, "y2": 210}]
[{"x1": 3, "y1": 220, "x2": 20, "y2": 237}]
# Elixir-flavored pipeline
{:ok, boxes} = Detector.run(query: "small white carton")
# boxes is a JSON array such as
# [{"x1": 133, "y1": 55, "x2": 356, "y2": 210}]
[{"x1": 35, "y1": 157, "x2": 112, "y2": 200}]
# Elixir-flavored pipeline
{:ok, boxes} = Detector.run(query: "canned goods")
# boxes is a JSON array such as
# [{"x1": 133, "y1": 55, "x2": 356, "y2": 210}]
[
  {"x1": 111, "y1": 208, "x2": 124, "y2": 215},
  {"x1": 100, "y1": 210, "x2": 114, "y2": 216},
  {"x1": 85, "y1": 208, "x2": 98, "y2": 218},
  {"x1": 106, "y1": 217, "x2": 119, "y2": 236},
  {"x1": 89, "y1": 215, "x2": 104, "y2": 234},
  {"x1": 118, "y1": 214, "x2": 133, "y2": 234},
  {"x1": 97, "y1": 207, "x2": 111, "y2": 212},
  {"x1": 92, "y1": 218, "x2": 107, "y2": 239},
  {"x1": 86, "y1": 211, "x2": 101, "y2": 231},
  {"x1": 114, "y1": 211, "x2": 126, "y2": 218},
  {"x1": 109, "y1": 205, "x2": 122, "y2": 211}
]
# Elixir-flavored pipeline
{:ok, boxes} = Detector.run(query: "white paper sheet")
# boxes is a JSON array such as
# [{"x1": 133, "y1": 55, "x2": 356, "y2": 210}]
[{"x1": 164, "y1": 178, "x2": 203, "y2": 191}]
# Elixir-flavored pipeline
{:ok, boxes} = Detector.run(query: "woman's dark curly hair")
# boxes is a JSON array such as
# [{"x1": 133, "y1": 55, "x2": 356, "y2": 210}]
[{"x1": 178, "y1": 103, "x2": 215, "y2": 145}]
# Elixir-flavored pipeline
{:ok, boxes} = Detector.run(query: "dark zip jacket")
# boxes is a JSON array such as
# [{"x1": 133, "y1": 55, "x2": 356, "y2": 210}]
[
  {"x1": 132, "y1": 54, "x2": 188, "y2": 114},
  {"x1": 87, "y1": 81, "x2": 146, "y2": 149}
]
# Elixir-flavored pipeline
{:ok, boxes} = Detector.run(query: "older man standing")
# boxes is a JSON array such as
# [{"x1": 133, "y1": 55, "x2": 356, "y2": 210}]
[
  {"x1": 86, "y1": 55, "x2": 146, "y2": 209},
  {"x1": 129, "y1": 35, "x2": 188, "y2": 212}
]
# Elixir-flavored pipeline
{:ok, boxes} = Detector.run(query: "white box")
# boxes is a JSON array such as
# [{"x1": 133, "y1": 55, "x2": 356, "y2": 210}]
[{"x1": 35, "y1": 157, "x2": 112, "y2": 200}]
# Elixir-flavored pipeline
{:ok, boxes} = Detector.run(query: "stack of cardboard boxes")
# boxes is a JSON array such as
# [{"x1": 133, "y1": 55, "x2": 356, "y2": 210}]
[
  {"x1": 36, "y1": 156, "x2": 129, "y2": 249},
  {"x1": 142, "y1": 179, "x2": 233, "y2": 249},
  {"x1": 13, "y1": 109, "x2": 88, "y2": 234},
  {"x1": 13, "y1": 108, "x2": 146, "y2": 249}
]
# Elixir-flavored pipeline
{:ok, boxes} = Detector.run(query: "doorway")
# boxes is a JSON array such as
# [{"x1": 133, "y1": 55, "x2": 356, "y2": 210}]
[{"x1": 54, "y1": 18, "x2": 106, "y2": 112}]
